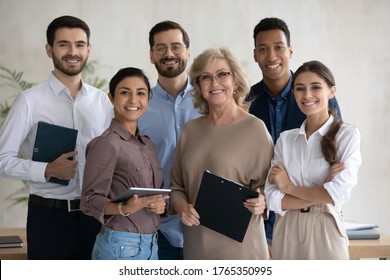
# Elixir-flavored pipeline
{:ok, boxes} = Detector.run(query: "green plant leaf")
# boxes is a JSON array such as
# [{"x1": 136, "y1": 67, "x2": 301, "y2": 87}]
[
  {"x1": 0, "y1": 65, "x2": 35, "y2": 91},
  {"x1": 3, "y1": 186, "x2": 28, "y2": 208}
]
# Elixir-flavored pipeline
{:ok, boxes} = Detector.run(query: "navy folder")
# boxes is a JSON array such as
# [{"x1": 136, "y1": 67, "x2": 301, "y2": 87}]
[
  {"x1": 194, "y1": 171, "x2": 259, "y2": 243},
  {"x1": 32, "y1": 122, "x2": 78, "y2": 186}
]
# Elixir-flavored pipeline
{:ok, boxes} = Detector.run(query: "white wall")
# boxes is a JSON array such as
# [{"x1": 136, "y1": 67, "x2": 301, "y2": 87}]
[{"x1": 0, "y1": 0, "x2": 389, "y2": 235}]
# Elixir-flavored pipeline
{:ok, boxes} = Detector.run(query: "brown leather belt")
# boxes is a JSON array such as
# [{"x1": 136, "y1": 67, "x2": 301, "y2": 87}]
[{"x1": 29, "y1": 194, "x2": 80, "y2": 211}]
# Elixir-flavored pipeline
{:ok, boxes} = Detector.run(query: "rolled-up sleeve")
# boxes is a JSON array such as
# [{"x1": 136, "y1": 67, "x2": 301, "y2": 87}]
[
  {"x1": 323, "y1": 126, "x2": 362, "y2": 208},
  {"x1": 265, "y1": 137, "x2": 288, "y2": 216}
]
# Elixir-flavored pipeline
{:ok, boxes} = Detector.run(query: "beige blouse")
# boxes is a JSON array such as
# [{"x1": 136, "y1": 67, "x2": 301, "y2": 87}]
[{"x1": 170, "y1": 114, "x2": 274, "y2": 259}]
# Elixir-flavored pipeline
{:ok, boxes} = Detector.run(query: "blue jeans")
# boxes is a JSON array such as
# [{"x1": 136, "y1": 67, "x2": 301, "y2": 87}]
[{"x1": 92, "y1": 227, "x2": 158, "y2": 260}]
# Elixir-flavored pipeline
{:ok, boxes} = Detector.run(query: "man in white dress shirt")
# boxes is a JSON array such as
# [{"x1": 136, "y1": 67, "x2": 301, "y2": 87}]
[{"x1": 0, "y1": 15, "x2": 113, "y2": 259}]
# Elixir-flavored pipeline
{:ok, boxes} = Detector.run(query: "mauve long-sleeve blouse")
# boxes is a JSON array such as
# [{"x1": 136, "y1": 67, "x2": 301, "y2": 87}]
[{"x1": 81, "y1": 119, "x2": 163, "y2": 234}]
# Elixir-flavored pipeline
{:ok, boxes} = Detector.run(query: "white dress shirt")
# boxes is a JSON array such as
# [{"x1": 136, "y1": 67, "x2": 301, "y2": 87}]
[
  {"x1": 0, "y1": 72, "x2": 113, "y2": 200},
  {"x1": 265, "y1": 115, "x2": 362, "y2": 215}
]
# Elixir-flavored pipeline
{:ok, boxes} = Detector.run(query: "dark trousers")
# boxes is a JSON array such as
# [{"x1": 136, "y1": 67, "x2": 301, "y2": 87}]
[
  {"x1": 265, "y1": 211, "x2": 276, "y2": 243},
  {"x1": 157, "y1": 230, "x2": 183, "y2": 260},
  {"x1": 27, "y1": 201, "x2": 100, "y2": 260}
]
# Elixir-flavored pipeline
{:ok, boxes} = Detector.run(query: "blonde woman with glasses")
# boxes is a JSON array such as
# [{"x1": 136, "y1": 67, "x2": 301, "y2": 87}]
[{"x1": 170, "y1": 47, "x2": 274, "y2": 259}]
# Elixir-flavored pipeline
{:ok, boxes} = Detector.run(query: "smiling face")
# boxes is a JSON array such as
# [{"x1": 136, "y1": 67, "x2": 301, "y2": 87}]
[
  {"x1": 199, "y1": 58, "x2": 237, "y2": 108},
  {"x1": 293, "y1": 71, "x2": 336, "y2": 120},
  {"x1": 253, "y1": 29, "x2": 292, "y2": 88},
  {"x1": 110, "y1": 76, "x2": 149, "y2": 130},
  {"x1": 46, "y1": 27, "x2": 90, "y2": 77},
  {"x1": 149, "y1": 29, "x2": 190, "y2": 78}
]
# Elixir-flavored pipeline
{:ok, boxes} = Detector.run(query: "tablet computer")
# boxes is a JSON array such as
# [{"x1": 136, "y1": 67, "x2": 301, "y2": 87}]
[{"x1": 112, "y1": 187, "x2": 171, "y2": 202}]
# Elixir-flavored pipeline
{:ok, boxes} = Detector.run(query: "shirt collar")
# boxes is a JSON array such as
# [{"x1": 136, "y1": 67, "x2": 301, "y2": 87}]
[
  {"x1": 48, "y1": 72, "x2": 87, "y2": 96},
  {"x1": 298, "y1": 114, "x2": 335, "y2": 137},
  {"x1": 264, "y1": 71, "x2": 292, "y2": 101},
  {"x1": 153, "y1": 78, "x2": 192, "y2": 100},
  {"x1": 48, "y1": 72, "x2": 66, "y2": 96},
  {"x1": 110, "y1": 119, "x2": 146, "y2": 144}
]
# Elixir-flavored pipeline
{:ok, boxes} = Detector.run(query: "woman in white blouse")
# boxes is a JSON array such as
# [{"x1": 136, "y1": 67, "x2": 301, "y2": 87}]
[{"x1": 265, "y1": 60, "x2": 362, "y2": 259}]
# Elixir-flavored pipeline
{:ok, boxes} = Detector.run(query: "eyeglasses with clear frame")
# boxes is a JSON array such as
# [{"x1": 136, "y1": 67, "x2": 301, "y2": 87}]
[
  {"x1": 152, "y1": 43, "x2": 186, "y2": 55},
  {"x1": 198, "y1": 71, "x2": 233, "y2": 85}
]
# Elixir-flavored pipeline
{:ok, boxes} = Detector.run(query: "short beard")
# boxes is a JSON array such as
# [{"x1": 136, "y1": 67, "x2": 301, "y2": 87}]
[
  {"x1": 52, "y1": 55, "x2": 87, "y2": 76},
  {"x1": 155, "y1": 59, "x2": 187, "y2": 78}
]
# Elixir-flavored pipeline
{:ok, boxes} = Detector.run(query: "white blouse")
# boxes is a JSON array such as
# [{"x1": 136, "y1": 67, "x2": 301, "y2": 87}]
[{"x1": 265, "y1": 115, "x2": 362, "y2": 216}]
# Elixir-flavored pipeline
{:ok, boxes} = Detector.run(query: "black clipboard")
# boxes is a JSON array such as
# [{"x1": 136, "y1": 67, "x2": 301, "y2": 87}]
[
  {"x1": 32, "y1": 122, "x2": 78, "y2": 186},
  {"x1": 194, "y1": 170, "x2": 259, "y2": 242},
  {"x1": 112, "y1": 187, "x2": 171, "y2": 202}
]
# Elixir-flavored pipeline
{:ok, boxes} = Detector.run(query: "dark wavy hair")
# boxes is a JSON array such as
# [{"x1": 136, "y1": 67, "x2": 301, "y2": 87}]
[{"x1": 292, "y1": 60, "x2": 343, "y2": 164}]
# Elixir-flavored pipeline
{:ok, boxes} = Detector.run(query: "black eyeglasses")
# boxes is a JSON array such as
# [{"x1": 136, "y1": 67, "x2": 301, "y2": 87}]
[
  {"x1": 152, "y1": 43, "x2": 186, "y2": 55},
  {"x1": 198, "y1": 71, "x2": 233, "y2": 84}
]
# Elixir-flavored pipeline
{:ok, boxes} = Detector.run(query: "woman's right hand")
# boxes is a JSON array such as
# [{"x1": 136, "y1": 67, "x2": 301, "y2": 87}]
[{"x1": 179, "y1": 203, "x2": 200, "y2": 227}]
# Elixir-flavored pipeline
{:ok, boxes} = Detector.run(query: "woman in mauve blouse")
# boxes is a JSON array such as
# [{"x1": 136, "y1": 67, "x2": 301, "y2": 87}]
[{"x1": 81, "y1": 67, "x2": 167, "y2": 260}]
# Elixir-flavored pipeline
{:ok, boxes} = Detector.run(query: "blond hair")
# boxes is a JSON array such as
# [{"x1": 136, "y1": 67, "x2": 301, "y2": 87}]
[{"x1": 189, "y1": 47, "x2": 251, "y2": 114}]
